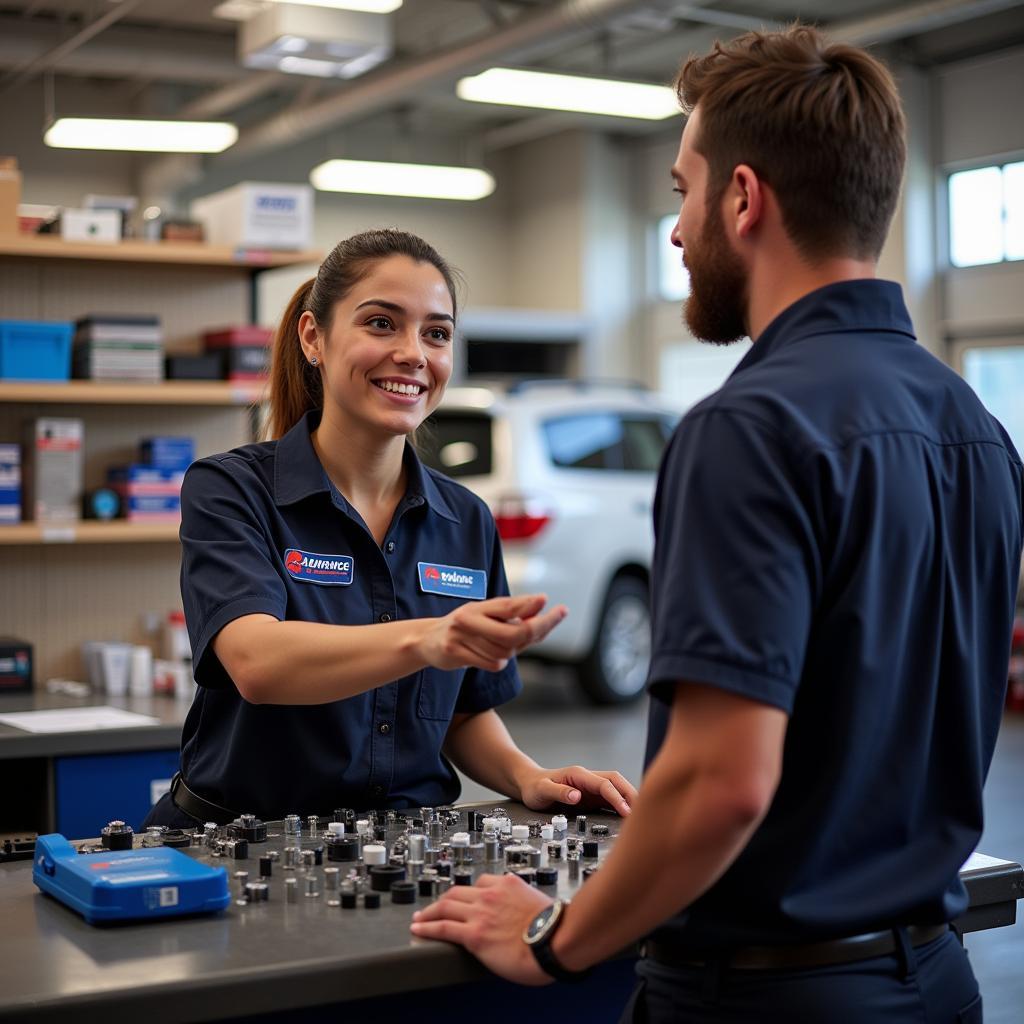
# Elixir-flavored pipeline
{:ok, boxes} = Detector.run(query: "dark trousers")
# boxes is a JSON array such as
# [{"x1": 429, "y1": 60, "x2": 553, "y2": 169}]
[
  {"x1": 620, "y1": 930, "x2": 982, "y2": 1023},
  {"x1": 143, "y1": 791, "x2": 202, "y2": 830}
]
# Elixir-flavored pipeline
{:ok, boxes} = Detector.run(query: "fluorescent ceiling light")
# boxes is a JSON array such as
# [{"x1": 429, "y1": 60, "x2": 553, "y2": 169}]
[
  {"x1": 263, "y1": 0, "x2": 401, "y2": 9},
  {"x1": 44, "y1": 118, "x2": 238, "y2": 153},
  {"x1": 456, "y1": 68, "x2": 679, "y2": 120},
  {"x1": 310, "y1": 159, "x2": 495, "y2": 201}
]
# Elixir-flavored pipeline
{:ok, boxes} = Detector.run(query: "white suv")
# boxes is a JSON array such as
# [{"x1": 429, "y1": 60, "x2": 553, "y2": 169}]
[{"x1": 418, "y1": 380, "x2": 683, "y2": 704}]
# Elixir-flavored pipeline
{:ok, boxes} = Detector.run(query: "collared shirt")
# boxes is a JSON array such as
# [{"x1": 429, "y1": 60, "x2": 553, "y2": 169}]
[
  {"x1": 176, "y1": 410, "x2": 520, "y2": 818},
  {"x1": 645, "y1": 280, "x2": 1024, "y2": 948}
]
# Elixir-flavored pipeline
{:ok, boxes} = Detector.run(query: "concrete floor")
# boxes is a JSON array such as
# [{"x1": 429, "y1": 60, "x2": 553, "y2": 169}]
[{"x1": 462, "y1": 663, "x2": 1024, "y2": 1021}]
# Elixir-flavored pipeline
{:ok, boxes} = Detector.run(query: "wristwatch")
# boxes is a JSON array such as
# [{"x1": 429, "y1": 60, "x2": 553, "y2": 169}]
[{"x1": 523, "y1": 898, "x2": 590, "y2": 983}]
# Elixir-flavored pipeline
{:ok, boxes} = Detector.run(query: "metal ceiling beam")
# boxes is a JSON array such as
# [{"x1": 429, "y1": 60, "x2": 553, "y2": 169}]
[
  {"x1": 0, "y1": 0, "x2": 145, "y2": 92},
  {"x1": 218, "y1": 0, "x2": 654, "y2": 164},
  {"x1": 831, "y1": 0, "x2": 1024, "y2": 45}
]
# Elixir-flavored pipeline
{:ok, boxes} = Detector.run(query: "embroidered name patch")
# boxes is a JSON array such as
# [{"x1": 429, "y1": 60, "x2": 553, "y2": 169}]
[
  {"x1": 284, "y1": 548, "x2": 354, "y2": 586},
  {"x1": 417, "y1": 561, "x2": 486, "y2": 600}
]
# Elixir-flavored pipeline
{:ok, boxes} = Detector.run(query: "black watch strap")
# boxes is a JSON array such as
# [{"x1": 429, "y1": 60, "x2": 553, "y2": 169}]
[{"x1": 527, "y1": 903, "x2": 590, "y2": 983}]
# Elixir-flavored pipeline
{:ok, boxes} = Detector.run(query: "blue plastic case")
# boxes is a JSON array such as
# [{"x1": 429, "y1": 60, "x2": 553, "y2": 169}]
[{"x1": 33, "y1": 834, "x2": 231, "y2": 924}]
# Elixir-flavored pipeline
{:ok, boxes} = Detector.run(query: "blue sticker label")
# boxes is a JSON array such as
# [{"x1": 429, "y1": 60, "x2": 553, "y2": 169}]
[
  {"x1": 418, "y1": 562, "x2": 487, "y2": 601},
  {"x1": 284, "y1": 548, "x2": 354, "y2": 586}
]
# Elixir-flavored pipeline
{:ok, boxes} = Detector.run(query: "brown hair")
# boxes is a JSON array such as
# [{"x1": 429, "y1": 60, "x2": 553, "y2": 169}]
[
  {"x1": 268, "y1": 228, "x2": 460, "y2": 439},
  {"x1": 675, "y1": 24, "x2": 906, "y2": 261}
]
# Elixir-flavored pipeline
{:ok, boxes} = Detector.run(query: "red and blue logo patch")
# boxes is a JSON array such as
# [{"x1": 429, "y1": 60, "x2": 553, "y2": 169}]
[
  {"x1": 417, "y1": 561, "x2": 486, "y2": 600},
  {"x1": 284, "y1": 548, "x2": 354, "y2": 586}
]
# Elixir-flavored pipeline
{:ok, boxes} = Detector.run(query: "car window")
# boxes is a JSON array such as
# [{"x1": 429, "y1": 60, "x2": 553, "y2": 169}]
[
  {"x1": 622, "y1": 417, "x2": 675, "y2": 471},
  {"x1": 418, "y1": 411, "x2": 493, "y2": 478}
]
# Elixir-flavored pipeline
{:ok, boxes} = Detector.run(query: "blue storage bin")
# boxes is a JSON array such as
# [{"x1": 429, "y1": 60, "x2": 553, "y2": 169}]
[{"x1": 0, "y1": 319, "x2": 74, "y2": 381}]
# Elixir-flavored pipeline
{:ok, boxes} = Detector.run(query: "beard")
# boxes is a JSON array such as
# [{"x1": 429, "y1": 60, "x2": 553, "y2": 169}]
[{"x1": 682, "y1": 205, "x2": 749, "y2": 346}]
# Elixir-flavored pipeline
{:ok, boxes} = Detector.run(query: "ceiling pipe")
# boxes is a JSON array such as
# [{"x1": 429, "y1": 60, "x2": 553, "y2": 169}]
[{"x1": 831, "y1": 0, "x2": 1024, "y2": 45}]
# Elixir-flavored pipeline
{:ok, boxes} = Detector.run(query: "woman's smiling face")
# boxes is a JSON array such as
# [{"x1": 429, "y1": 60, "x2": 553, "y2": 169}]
[{"x1": 303, "y1": 254, "x2": 455, "y2": 438}]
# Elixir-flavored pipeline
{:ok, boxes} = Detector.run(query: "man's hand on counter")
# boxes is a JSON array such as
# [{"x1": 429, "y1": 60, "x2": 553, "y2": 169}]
[
  {"x1": 411, "y1": 873, "x2": 555, "y2": 985},
  {"x1": 516, "y1": 764, "x2": 637, "y2": 817}
]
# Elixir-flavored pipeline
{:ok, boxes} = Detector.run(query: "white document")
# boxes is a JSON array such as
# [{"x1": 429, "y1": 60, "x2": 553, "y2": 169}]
[{"x1": 0, "y1": 706, "x2": 160, "y2": 734}]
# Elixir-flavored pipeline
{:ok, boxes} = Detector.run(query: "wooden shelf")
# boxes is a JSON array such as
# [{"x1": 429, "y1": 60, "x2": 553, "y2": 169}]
[
  {"x1": 0, "y1": 380, "x2": 266, "y2": 405},
  {"x1": 0, "y1": 235, "x2": 320, "y2": 269},
  {"x1": 0, "y1": 522, "x2": 180, "y2": 545}
]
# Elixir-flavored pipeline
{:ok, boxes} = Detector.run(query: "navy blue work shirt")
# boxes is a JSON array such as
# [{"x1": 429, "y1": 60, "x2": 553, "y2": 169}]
[
  {"x1": 645, "y1": 279, "x2": 1024, "y2": 949},
  {"x1": 176, "y1": 409, "x2": 520, "y2": 818}
]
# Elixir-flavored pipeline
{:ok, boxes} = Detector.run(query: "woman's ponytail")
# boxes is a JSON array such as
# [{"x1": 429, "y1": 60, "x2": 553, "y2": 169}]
[{"x1": 267, "y1": 277, "x2": 320, "y2": 440}]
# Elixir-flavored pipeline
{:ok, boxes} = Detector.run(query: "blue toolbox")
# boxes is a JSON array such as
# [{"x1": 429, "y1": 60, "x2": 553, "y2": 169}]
[{"x1": 32, "y1": 834, "x2": 230, "y2": 924}]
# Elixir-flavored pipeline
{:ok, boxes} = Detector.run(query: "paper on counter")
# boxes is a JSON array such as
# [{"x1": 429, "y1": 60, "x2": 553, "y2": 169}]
[{"x1": 0, "y1": 706, "x2": 161, "y2": 734}]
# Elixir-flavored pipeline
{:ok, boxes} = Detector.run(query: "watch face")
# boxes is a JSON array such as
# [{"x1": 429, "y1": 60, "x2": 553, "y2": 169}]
[{"x1": 525, "y1": 900, "x2": 560, "y2": 944}]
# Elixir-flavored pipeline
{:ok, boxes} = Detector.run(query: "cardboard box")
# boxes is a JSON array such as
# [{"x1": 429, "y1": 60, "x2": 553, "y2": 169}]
[
  {"x1": 0, "y1": 443, "x2": 20, "y2": 524},
  {"x1": 61, "y1": 208, "x2": 121, "y2": 243},
  {"x1": 0, "y1": 638, "x2": 32, "y2": 693},
  {"x1": 0, "y1": 157, "x2": 20, "y2": 236},
  {"x1": 24, "y1": 418, "x2": 83, "y2": 522},
  {"x1": 191, "y1": 182, "x2": 313, "y2": 250}
]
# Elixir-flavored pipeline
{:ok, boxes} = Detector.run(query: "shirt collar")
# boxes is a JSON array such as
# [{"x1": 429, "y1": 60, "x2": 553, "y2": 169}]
[
  {"x1": 273, "y1": 409, "x2": 460, "y2": 524},
  {"x1": 730, "y1": 279, "x2": 916, "y2": 379}
]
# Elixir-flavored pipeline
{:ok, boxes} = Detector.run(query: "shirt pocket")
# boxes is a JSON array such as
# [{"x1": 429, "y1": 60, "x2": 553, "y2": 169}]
[{"x1": 416, "y1": 667, "x2": 464, "y2": 721}]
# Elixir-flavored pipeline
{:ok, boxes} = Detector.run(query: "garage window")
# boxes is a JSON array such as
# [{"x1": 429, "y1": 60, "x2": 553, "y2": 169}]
[
  {"x1": 962, "y1": 346, "x2": 1024, "y2": 454},
  {"x1": 948, "y1": 160, "x2": 1024, "y2": 268}
]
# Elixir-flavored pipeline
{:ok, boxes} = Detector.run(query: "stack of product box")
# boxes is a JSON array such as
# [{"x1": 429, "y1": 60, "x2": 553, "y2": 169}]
[
  {"x1": 0, "y1": 444, "x2": 20, "y2": 524},
  {"x1": 203, "y1": 325, "x2": 273, "y2": 381},
  {"x1": 74, "y1": 314, "x2": 164, "y2": 381},
  {"x1": 108, "y1": 436, "x2": 194, "y2": 523}
]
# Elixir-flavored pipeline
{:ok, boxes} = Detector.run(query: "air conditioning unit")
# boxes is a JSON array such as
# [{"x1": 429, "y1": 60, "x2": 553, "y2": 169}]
[{"x1": 240, "y1": 6, "x2": 392, "y2": 79}]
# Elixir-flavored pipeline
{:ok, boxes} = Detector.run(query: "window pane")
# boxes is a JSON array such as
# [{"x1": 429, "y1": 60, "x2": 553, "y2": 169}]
[
  {"x1": 419, "y1": 411, "x2": 493, "y2": 478},
  {"x1": 544, "y1": 414, "x2": 624, "y2": 470},
  {"x1": 949, "y1": 166, "x2": 1004, "y2": 267},
  {"x1": 657, "y1": 213, "x2": 690, "y2": 301},
  {"x1": 621, "y1": 417, "x2": 673, "y2": 471},
  {"x1": 963, "y1": 347, "x2": 1024, "y2": 455},
  {"x1": 1004, "y1": 161, "x2": 1024, "y2": 262}
]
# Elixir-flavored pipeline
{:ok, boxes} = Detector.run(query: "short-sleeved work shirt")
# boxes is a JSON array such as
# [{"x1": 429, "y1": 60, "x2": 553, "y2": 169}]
[
  {"x1": 176, "y1": 410, "x2": 520, "y2": 818},
  {"x1": 645, "y1": 280, "x2": 1024, "y2": 949}
]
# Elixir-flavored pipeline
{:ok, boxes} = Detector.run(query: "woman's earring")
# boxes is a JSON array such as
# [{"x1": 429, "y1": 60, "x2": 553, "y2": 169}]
[{"x1": 310, "y1": 356, "x2": 318, "y2": 366}]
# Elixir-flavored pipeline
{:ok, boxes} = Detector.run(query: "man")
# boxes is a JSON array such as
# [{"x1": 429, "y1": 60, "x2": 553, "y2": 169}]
[{"x1": 411, "y1": 25, "x2": 1024, "y2": 1021}]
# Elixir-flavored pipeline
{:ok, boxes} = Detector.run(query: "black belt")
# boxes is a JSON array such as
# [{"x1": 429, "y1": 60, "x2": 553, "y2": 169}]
[
  {"x1": 169, "y1": 772, "x2": 240, "y2": 826},
  {"x1": 645, "y1": 923, "x2": 950, "y2": 971}
]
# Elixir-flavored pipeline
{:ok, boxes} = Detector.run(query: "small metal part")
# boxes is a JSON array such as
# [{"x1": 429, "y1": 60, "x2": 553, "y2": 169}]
[
  {"x1": 583, "y1": 866, "x2": 599, "y2": 881},
  {"x1": 391, "y1": 881, "x2": 417, "y2": 904},
  {"x1": 504, "y1": 844, "x2": 533, "y2": 867},
  {"x1": 511, "y1": 824, "x2": 530, "y2": 843},
  {"x1": 551, "y1": 815, "x2": 568, "y2": 838},
  {"x1": 324, "y1": 866, "x2": 340, "y2": 890},
  {"x1": 363, "y1": 892, "x2": 381, "y2": 909},
  {"x1": 567, "y1": 851, "x2": 581, "y2": 881},
  {"x1": 285, "y1": 877, "x2": 298, "y2": 903},
  {"x1": 406, "y1": 860, "x2": 424, "y2": 881},
  {"x1": 335, "y1": 808, "x2": 355, "y2": 827},
  {"x1": 283, "y1": 846, "x2": 300, "y2": 870},
  {"x1": 546, "y1": 841, "x2": 563, "y2": 862},
  {"x1": 231, "y1": 814, "x2": 267, "y2": 844},
  {"x1": 466, "y1": 843, "x2": 485, "y2": 865},
  {"x1": 529, "y1": 849, "x2": 542, "y2": 869},
  {"x1": 419, "y1": 876, "x2": 439, "y2": 898},
  {"x1": 203, "y1": 822, "x2": 218, "y2": 847},
  {"x1": 435, "y1": 860, "x2": 452, "y2": 878},
  {"x1": 541, "y1": 824, "x2": 554, "y2": 842},
  {"x1": 161, "y1": 829, "x2": 190, "y2": 849},
  {"x1": 591, "y1": 823, "x2": 610, "y2": 837},
  {"x1": 142, "y1": 827, "x2": 165, "y2": 848},
  {"x1": 576, "y1": 815, "x2": 587, "y2": 835},
  {"x1": 453, "y1": 869, "x2": 473, "y2": 886},
  {"x1": 407, "y1": 834, "x2": 426, "y2": 861},
  {"x1": 484, "y1": 837, "x2": 501, "y2": 862},
  {"x1": 245, "y1": 881, "x2": 269, "y2": 902},
  {"x1": 327, "y1": 835, "x2": 360, "y2": 862},
  {"x1": 224, "y1": 838, "x2": 249, "y2": 860},
  {"x1": 301, "y1": 850, "x2": 316, "y2": 871},
  {"x1": 100, "y1": 820, "x2": 134, "y2": 851},
  {"x1": 513, "y1": 867, "x2": 536, "y2": 885},
  {"x1": 582, "y1": 840, "x2": 599, "y2": 859},
  {"x1": 369, "y1": 864, "x2": 406, "y2": 891},
  {"x1": 536, "y1": 867, "x2": 558, "y2": 886},
  {"x1": 429, "y1": 820, "x2": 443, "y2": 842},
  {"x1": 466, "y1": 811, "x2": 485, "y2": 833},
  {"x1": 566, "y1": 837, "x2": 580, "y2": 854},
  {"x1": 313, "y1": 845, "x2": 324, "y2": 866},
  {"x1": 437, "y1": 876, "x2": 454, "y2": 894},
  {"x1": 259, "y1": 855, "x2": 273, "y2": 878},
  {"x1": 527, "y1": 820, "x2": 543, "y2": 839},
  {"x1": 341, "y1": 890, "x2": 357, "y2": 909},
  {"x1": 305, "y1": 874, "x2": 319, "y2": 898},
  {"x1": 307, "y1": 815, "x2": 320, "y2": 839},
  {"x1": 284, "y1": 814, "x2": 301, "y2": 838},
  {"x1": 234, "y1": 870, "x2": 250, "y2": 899}
]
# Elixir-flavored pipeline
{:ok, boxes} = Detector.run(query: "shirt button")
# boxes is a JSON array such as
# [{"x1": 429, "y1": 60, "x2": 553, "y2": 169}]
[
  {"x1": 379, "y1": 612, "x2": 392, "y2": 623},
  {"x1": 386, "y1": 541, "x2": 395, "y2": 553},
  {"x1": 378, "y1": 722, "x2": 391, "y2": 735}
]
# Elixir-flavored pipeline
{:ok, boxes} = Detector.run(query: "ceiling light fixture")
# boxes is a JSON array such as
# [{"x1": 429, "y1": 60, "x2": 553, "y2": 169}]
[
  {"x1": 456, "y1": 67, "x2": 679, "y2": 120},
  {"x1": 43, "y1": 118, "x2": 238, "y2": 153},
  {"x1": 263, "y1": 0, "x2": 402, "y2": 11},
  {"x1": 310, "y1": 159, "x2": 495, "y2": 201}
]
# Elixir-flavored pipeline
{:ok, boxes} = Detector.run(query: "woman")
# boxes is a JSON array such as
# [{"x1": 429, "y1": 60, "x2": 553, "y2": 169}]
[{"x1": 146, "y1": 229, "x2": 636, "y2": 828}]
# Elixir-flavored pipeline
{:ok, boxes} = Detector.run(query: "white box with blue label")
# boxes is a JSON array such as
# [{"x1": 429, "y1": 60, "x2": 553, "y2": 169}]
[
  {"x1": 190, "y1": 182, "x2": 313, "y2": 250},
  {"x1": 0, "y1": 443, "x2": 20, "y2": 524}
]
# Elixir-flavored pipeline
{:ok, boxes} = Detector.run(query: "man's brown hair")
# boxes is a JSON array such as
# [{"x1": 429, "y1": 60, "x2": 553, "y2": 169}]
[{"x1": 675, "y1": 24, "x2": 907, "y2": 261}]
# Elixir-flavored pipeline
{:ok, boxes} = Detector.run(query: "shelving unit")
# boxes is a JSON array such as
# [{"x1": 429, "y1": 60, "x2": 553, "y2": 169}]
[{"x1": 0, "y1": 236, "x2": 320, "y2": 683}]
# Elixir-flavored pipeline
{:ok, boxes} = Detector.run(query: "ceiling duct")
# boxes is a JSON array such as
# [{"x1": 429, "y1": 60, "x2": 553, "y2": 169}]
[{"x1": 240, "y1": 6, "x2": 393, "y2": 80}]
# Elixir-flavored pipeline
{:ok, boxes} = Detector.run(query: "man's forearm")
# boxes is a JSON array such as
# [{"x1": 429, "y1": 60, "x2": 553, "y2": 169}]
[
  {"x1": 551, "y1": 753, "x2": 769, "y2": 972},
  {"x1": 444, "y1": 710, "x2": 539, "y2": 799}
]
